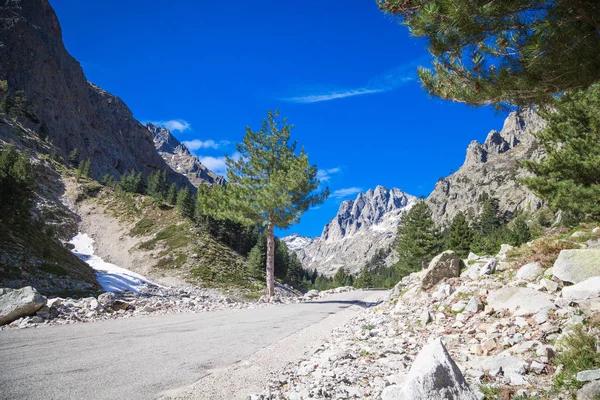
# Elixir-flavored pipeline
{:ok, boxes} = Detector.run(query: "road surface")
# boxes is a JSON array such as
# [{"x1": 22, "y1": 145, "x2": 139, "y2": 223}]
[{"x1": 0, "y1": 290, "x2": 383, "y2": 400}]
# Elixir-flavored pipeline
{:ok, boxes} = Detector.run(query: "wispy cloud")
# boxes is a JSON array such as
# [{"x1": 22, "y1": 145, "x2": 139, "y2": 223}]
[
  {"x1": 150, "y1": 119, "x2": 191, "y2": 132},
  {"x1": 198, "y1": 152, "x2": 241, "y2": 176},
  {"x1": 317, "y1": 167, "x2": 342, "y2": 182},
  {"x1": 183, "y1": 139, "x2": 230, "y2": 151},
  {"x1": 281, "y1": 59, "x2": 424, "y2": 104},
  {"x1": 331, "y1": 187, "x2": 362, "y2": 199}
]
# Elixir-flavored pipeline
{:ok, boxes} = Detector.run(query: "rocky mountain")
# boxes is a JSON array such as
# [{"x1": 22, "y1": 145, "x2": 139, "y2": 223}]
[
  {"x1": 0, "y1": 0, "x2": 187, "y2": 185},
  {"x1": 147, "y1": 123, "x2": 224, "y2": 187},
  {"x1": 285, "y1": 186, "x2": 416, "y2": 276},
  {"x1": 427, "y1": 109, "x2": 546, "y2": 226}
]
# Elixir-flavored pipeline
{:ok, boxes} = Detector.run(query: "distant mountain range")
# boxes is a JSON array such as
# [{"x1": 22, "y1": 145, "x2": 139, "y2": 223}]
[{"x1": 284, "y1": 110, "x2": 545, "y2": 276}]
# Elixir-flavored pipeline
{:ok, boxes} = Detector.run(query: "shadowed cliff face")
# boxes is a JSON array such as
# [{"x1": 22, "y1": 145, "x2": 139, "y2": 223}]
[
  {"x1": 427, "y1": 110, "x2": 546, "y2": 227},
  {"x1": 0, "y1": 0, "x2": 188, "y2": 185}
]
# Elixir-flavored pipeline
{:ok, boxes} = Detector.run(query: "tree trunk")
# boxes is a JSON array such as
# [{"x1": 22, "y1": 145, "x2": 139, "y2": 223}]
[{"x1": 265, "y1": 220, "x2": 275, "y2": 301}]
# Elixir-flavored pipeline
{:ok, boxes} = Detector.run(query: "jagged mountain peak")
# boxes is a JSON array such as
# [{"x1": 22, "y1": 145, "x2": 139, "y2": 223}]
[{"x1": 145, "y1": 123, "x2": 225, "y2": 187}]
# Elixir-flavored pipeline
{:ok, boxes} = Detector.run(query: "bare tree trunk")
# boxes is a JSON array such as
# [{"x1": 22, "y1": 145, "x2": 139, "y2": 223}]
[{"x1": 265, "y1": 220, "x2": 275, "y2": 301}]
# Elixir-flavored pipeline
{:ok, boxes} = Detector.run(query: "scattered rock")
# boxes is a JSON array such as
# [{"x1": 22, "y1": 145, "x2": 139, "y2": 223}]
[
  {"x1": 464, "y1": 297, "x2": 483, "y2": 313},
  {"x1": 487, "y1": 287, "x2": 554, "y2": 316},
  {"x1": 479, "y1": 258, "x2": 497, "y2": 276},
  {"x1": 577, "y1": 369, "x2": 600, "y2": 383},
  {"x1": 98, "y1": 292, "x2": 116, "y2": 308},
  {"x1": 553, "y1": 249, "x2": 600, "y2": 284},
  {"x1": 516, "y1": 262, "x2": 543, "y2": 281},
  {"x1": 0, "y1": 286, "x2": 47, "y2": 326},
  {"x1": 577, "y1": 380, "x2": 600, "y2": 400},
  {"x1": 562, "y1": 277, "x2": 600, "y2": 301},
  {"x1": 393, "y1": 338, "x2": 478, "y2": 400},
  {"x1": 421, "y1": 251, "x2": 461, "y2": 290}
]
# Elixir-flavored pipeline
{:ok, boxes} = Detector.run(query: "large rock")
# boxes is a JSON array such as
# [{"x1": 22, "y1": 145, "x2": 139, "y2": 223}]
[
  {"x1": 553, "y1": 249, "x2": 600, "y2": 284},
  {"x1": 577, "y1": 381, "x2": 600, "y2": 400},
  {"x1": 562, "y1": 277, "x2": 600, "y2": 301},
  {"x1": 392, "y1": 338, "x2": 477, "y2": 400},
  {"x1": 0, "y1": 287, "x2": 47, "y2": 325},
  {"x1": 516, "y1": 262, "x2": 543, "y2": 281},
  {"x1": 487, "y1": 287, "x2": 554, "y2": 316},
  {"x1": 421, "y1": 251, "x2": 461, "y2": 290}
]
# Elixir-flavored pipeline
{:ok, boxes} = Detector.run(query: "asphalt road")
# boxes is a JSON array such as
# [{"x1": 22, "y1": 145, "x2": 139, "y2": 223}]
[{"x1": 0, "y1": 291, "x2": 382, "y2": 400}]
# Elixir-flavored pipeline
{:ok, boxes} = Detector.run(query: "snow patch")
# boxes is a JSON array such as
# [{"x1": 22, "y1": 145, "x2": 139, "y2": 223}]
[{"x1": 69, "y1": 233, "x2": 163, "y2": 293}]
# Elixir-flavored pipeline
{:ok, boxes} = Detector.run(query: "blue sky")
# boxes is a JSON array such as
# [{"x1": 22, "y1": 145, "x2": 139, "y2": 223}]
[{"x1": 51, "y1": 0, "x2": 507, "y2": 238}]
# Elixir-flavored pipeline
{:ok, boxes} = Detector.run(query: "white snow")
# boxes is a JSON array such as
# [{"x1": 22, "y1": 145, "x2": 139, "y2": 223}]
[{"x1": 69, "y1": 233, "x2": 162, "y2": 293}]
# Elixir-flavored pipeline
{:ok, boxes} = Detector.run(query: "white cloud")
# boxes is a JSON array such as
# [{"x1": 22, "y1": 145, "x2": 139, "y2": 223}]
[
  {"x1": 281, "y1": 58, "x2": 424, "y2": 103},
  {"x1": 316, "y1": 167, "x2": 342, "y2": 182},
  {"x1": 183, "y1": 139, "x2": 230, "y2": 151},
  {"x1": 198, "y1": 152, "x2": 241, "y2": 176},
  {"x1": 331, "y1": 187, "x2": 362, "y2": 199},
  {"x1": 150, "y1": 119, "x2": 191, "y2": 132}
]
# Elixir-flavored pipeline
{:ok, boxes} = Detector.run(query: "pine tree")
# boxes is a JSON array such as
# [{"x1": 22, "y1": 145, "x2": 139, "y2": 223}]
[
  {"x1": 394, "y1": 199, "x2": 441, "y2": 277},
  {"x1": 379, "y1": 0, "x2": 600, "y2": 108},
  {"x1": 286, "y1": 253, "x2": 304, "y2": 287},
  {"x1": 333, "y1": 267, "x2": 350, "y2": 287},
  {"x1": 69, "y1": 148, "x2": 79, "y2": 167},
  {"x1": 355, "y1": 265, "x2": 374, "y2": 289},
  {"x1": 446, "y1": 211, "x2": 473, "y2": 258},
  {"x1": 274, "y1": 239, "x2": 290, "y2": 280},
  {"x1": 176, "y1": 187, "x2": 195, "y2": 219},
  {"x1": 147, "y1": 170, "x2": 169, "y2": 200},
  {"x1": 0, "y1": 144, "x2": 34, "y2": 221},
  {"x1": 76, "y1": 159, "x2": 91, "y2": 182},
  {"x1": 101, "y1": 174, "x2": 115, "y2": 188},
  {"x1": 133, "y1": 172, "x2": 145, "y2": 194},
  {"x1": 198, "y1": 110, "x2": 328, "y2": 300},
  {"x1": 521, "y1": 85, "x2": 600, "y2": 222},
  {"x1": 506, "y1": 215, "x2": 532, "y2": 247},
  {"x1": 167, "y1": 183, "x2": 177, "y2": 205},
  {"x1": 248, "y1": 233, "x2": 266, "y2": 279}
]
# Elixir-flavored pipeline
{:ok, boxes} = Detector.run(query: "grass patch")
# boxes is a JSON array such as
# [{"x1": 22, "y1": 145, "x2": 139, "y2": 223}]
[
  {"x1": 362, "y1": 324, "x2": 375, "y2": 330},
  {"x1": 506, "y1": 236, "x2": 580, "y2": 268},
  {"x1": 139, "y1": 223, "x2": 192, "y2": 251},
  {"x1": 553, "y1": 325, "x2": 600, "y2": 392},
  {"x1": 153, "y1": 253, "x2": 188, "y2": 269},
  {"x1": 130, "y1": 218, "x2": 155, "y2": 236},
  {"x1": 38, "y1": 262, "x2": 70, "y2": 276}
]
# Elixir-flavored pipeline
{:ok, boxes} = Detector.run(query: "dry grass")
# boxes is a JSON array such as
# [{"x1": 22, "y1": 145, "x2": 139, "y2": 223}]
[{"x1": 506, "y1": 236, "x2": 580, "y2": 268}]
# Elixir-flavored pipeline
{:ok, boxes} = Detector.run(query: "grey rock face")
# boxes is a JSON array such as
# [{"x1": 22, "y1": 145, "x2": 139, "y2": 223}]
[
  {"x1": 516, "y1": 262, "x2": 543, "y2": 281},
  {"x1": 487, "y1": 287, "x2": 554, "y2": 316},
  {"x1": 395, "y1": 338, "x2": 477, "y2": 400},
  {"x1": 562, "y1": 277, "x2": 600, "y2": 301},
  {"x1": 284, "y1": 186, "x2": 416, "y2": 276},
  {"x1": 0, "y1": 286, "x2": 46, "y2": 325},
  {"x1": 553, "y1": 249, "x2": 600, "y2": 284},
  {"x1": 147, "y1": 123, "x2": 224, "y2": 187},
  {"x1": 0, "y1": 0, "x2": 188, "y2": 186},
  {"x1": 421, "y1": 251, "x2": 461, "y2": 290},
  {"x1": 577, "y1": 381, "x2": 600, "y2": 400},
  {"x1": 427, "y1": 110, "x2": 546, "y2": 227}
]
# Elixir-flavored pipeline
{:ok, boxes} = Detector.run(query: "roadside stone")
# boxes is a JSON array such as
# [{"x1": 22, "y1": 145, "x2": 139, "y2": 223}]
[
  {"x1": 553, "y1": 249, "x2": 600, "y2": 284},
  {"x1": 98, "y1": 292, "x2": 116, "y2": 308},
  {"x1": 540, "y1": 278, "x2": 559, "y2": 293},
  {"x1": 421, "y1": 251, "x2": 461, "y2": 290},
  {"x1": 464, "y1": 297, "x2": 483, "y2": 313},
  {"x1": 393, "y1": 338, "x2": 478, "y2": 400},
  {"x1": 530, "y1": 361, "x2": 545, "y2": 374},
  {"x1": 516, "y1": 262, "x2": 543, "y2": 281},
  {"x1": 0, "y1": 286, "x2": 47, "y2": 326},
  {"x1": 452, "y1": 301, "x2": 468, "y2": 313},
  {"x1": 420, "y1": 310, "x2": 432, "y2": 325},
  {"x1": 577, "y1": 381, "x2": 600, "y2": 400}
]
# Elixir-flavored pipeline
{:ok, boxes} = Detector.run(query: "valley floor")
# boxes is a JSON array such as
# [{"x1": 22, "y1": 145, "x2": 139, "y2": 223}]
[{"x1": 0, "y1": 290, "x2": 385, "y2": 400}]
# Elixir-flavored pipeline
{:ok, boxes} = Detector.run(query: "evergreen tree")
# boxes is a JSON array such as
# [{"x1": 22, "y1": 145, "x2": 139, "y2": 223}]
[
  {"x1": 117, "y1": 170, "x2": 137, "y2": 192},
  {"x1": 198, "y1": 110, "x2": 328, "y2": 300},
  {"x1": 101, "y1": 174, "x2": 115, "y2": 188},
  {"x1": 333, "y1": 267, "x2": 351, "y2": 287},
  {"x1": 286, "y1": 253, "x2": 304, "y2": 287},
  {"x1": 446, "y1": 211, "x2": 473, "y2": 258},
  {"x1": 274, "y1": 239, "x2": 290, "y2": 280},
  {"x1": 167, "y1": 183, "x2": 177, "y2": 205},
  {"x1": 506, "y1": 215, "x2": 532, "y2": 247},
  {"x1": 354, "y1": 265, "x2": 374, "y2": 289},
  {"x1": 248, "y1": 233, "x2": 267, "y2": 279},
  {"x1": 76, "y1": 159, "x2": 91, "y2": 181},
  {"x1": 176, "y1": 187, "x2": 195, "y2": 219},
  {"x1": 521, "y1": 85, "x2": 600, "y2": 222},
  {"x1": 394, "y1": 199, "x2": 441, "y2": 277},
  {"x1": 147, "y1": 170, "x2": 169, "y2": 200},
  {"x1": 133, "y1": 172, "x2": 145, "y2": 194},
  {"x1": 0, "y1": 144, "x2": 34, "y2": 221},
  {"x1": 68, "y1": 148, "x2": 79, "y2": 167},
  {"x1": 379, "y1": 0, "x2": 600, "y2": 108}
]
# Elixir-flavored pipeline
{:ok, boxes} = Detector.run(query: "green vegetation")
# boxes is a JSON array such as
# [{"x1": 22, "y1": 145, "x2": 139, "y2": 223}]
[
  {"x1": 445, "y1": 212, "x2": 473, "y2": 258},
  {"x1": 379, "y1": 0, "x2": 600, "y2": 108},
  {"x1": 506, "y1": 236, "x2": 580, "y2": 268},
  {"x1": 394, "y1": 199, "x2": 442, "y2": 276},
  {"x1": 553, "y1": 325, "x2": 600, "y2": 392},
  {"x1": 522, "y1": 84, "x2": 600, "y2": 223},
  {"x1": 198, "y1": 110, "x2": 328, "y2": 299},
  {"x1": 0, "y1": 144, "x2": 34, "y2": 222}
]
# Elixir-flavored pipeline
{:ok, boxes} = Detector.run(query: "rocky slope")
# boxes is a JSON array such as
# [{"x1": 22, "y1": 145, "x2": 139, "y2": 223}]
[
  {"x1": 285, "y1": 187, "x2": 416, "y2": 276},
  {"x1": 147, "y1": 123, "x2": 224, "y2": 187},
  {"x1": 427, "y1": 109, "x2": 546, "y2": 227},
  {"x1": 254, "y1": 227, "x2": 600, "y2": 399},
  {"x1": 0, "y1": 0, "x2": 187, "y2": 185}
]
